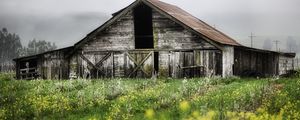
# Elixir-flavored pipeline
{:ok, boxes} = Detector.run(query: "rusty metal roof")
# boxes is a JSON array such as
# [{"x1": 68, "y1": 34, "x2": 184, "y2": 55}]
[{"x1": 146, "y1": 0, "x2": 241, "y2": 46}]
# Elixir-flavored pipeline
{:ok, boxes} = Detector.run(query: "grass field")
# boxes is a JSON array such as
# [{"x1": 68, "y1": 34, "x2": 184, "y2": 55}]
[{"x1": 0, "y1": 73, "x2": 300, "y2": 120}]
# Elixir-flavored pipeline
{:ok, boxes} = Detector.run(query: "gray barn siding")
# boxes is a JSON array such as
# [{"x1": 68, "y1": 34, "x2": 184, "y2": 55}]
[
  {"x1": 82, "y1": 11, "x2": 135, "y2": 51},
  {"x1": 15, "y1": 47, "x2": 72, "y2": 80},
  {"x1": 71, "y1": 49, "x2": 223, "y2": 78},
  {"x1": 152, "y1": 9, "x2": 221, "y2": 77},
  {"x1": 80, "y1": 9, "x2": 216, "y2": 51},
  {"x1": 70, "y1": 11, "x2": 135, "y2": 78},
  {"x1": 279, "y1": 55, "x2": 295, "y2": 75},
  {"x1": 233, "y1": 47, "x2": 278, "y2": 76},
  {"x1": 70, "y1": 7, "x2": 221, "y2": 78},
  {"x1": 152, "y1": 10, "x2": 215, "y2": 50},
  {"x1": 41, "y1": 51, "x2": 69, "y2": 79}
]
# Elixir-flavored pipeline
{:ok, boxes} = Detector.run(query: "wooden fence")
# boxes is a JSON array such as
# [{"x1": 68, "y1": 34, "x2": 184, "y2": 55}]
[{"x1": 0, "y1": 63, "x2": 15, "y2": 73}]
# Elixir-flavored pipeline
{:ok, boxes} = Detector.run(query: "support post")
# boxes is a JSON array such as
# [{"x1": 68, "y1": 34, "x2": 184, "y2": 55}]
[
  {"x1": 111, "y1": 52, "x2": 114, "y2": 78},
  {"x1": 222, "y1": 46, "x2": 234, "y2": 77},
  {"x1": 152, "y1": 51, "x2": 155, "y2": 78}
]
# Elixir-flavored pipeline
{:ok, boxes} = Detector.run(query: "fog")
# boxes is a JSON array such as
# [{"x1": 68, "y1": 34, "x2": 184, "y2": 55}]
[{"x1": 0, "y1": 0, "x2": 299, "y2": 55}]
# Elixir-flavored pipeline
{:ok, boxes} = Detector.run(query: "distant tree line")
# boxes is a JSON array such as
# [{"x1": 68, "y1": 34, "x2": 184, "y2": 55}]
[
  {"x1": 0, "y1": 28, "x2": 22, "y2": 64},
  {"x1": 0, "y1": 27, "x2": 57, "y2": 65},
  {"x1": 20, "y1": 39, "x2": 57, "y2": 56}
]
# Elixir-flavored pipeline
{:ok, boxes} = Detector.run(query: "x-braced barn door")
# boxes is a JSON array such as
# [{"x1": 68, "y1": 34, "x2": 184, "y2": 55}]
[
  {"x1": 78, "y1": 51, "x2": 156, "y2": 78},
  {"x1": 79, "y1": 52, "x2": 114, "y2": 78},
  {"x1": 125, "y1": 51, "x2": 154, "y2": 78}
]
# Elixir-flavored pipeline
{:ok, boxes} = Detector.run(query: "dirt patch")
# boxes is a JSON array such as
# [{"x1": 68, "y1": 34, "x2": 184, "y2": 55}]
[{"x1": 273, "y1": 83, "x2": 284, "y2": 91}]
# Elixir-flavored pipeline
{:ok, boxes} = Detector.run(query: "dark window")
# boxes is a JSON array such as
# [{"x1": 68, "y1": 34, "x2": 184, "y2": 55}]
[
  {"x1": 134, "y1": 4, "x2": 154, "y2": 49},
  {"x1": 20, "y1": 59, "x2": 37, "y2": 69}
]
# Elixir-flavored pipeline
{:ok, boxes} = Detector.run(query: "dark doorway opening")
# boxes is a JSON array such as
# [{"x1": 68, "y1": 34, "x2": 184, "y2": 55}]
[
  {"x1": 19, "y1": 59, "x2": 38, "y2": 79},
  {"x1": 134, "y1": 4, "x2": 154, "y2": 49},
  {"x1": 154, "y1": 52, "x2": 159, "y2": 73}
]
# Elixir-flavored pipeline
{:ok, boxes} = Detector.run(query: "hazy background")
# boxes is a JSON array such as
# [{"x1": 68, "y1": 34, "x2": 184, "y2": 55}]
[{"x1": 0, "y1": 0, "x2": 299, "y2": 56}]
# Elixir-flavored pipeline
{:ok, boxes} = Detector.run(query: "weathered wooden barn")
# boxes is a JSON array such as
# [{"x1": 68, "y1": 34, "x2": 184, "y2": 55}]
[{"x1": 14, "y1": 0, "x2": 296, "y2": 80}]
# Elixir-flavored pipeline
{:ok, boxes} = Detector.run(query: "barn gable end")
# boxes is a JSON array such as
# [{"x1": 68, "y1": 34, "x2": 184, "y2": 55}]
[
  {"x1": 68, "y1": 2, "x2": 222, "y2": 78},
  {"x1": 76, "y1": 1, "x2": 218, "y2": 52}
]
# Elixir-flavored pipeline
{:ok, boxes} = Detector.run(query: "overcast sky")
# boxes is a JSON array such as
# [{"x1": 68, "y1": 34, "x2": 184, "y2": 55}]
[{"x1": 0, "y1": 0, "x2": 300, "y2": 53}]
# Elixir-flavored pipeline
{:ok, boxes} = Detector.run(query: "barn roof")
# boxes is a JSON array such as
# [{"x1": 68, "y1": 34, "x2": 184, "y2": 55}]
[
  {"x1": 235, "y1": 46, "x2": 296, "y2": 57},
  {"x1": 145, "y1": 0, "x2": 241, "y2": 46},
  {"x1": 13, "y1": 46, "x2": 74, "y2": 61}
]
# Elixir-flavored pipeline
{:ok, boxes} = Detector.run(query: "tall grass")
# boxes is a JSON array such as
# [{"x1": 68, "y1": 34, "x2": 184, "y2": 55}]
[{"x1": 0, "y1": 74, "x2": 299, "y2": 119}]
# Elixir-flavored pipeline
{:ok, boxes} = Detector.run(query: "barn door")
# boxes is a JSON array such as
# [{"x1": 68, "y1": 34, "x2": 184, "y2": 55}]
[
  {"x1": 78, "y1": 52, "x2": 114, "y2": 78},
  {"x1": 181, "y1": 52, "x2": 197, "y2": 78},
  {"x1": 125, "y1": 51, "x2": 154, "y2": 78},
  {"x1": 170, "y1": 51, "x2": 206, "y2": 78}
]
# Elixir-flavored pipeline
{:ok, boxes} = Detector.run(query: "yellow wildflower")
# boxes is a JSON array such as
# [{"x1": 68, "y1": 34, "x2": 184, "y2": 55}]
[
  {"x1": 257, "y1": 107, "x2": 265, "y2": 113},
  {"x1": 88, "y1": 117, "x2": 97, "y2": 120},
  {"x1": 179, "y1": 100, "x2": 190, "y2": 112},
  {"x1": 192, "y1": 111, "x2": 200, "y2": 118},
  {"x1": 207, "y1": 111, "x2": 216, "y2": 118},
  {"x1": 145, "y1": 109, "x2": 155, "y2": 119}
]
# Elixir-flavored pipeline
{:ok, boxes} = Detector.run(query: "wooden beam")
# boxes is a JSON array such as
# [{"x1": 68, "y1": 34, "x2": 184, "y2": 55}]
[
  {"x1": 82, "y1": 48, "x2": 219, "y2": 54},
  {"x1": 111, "y1": 52, "x2": 114, "y2": 78},
  {"x1": 79, "y1": 53, "x2": 105, "y2": 75},
  {"x1": 180, "y1": 65, "x2": 204, "y2": 69},
  {"x1": 95, "y1": 52, "x2": 112, "y2": 67}
]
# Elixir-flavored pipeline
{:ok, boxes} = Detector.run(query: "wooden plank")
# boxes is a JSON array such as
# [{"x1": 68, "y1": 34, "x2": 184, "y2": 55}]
[
  {"x1": 20, "y1": 68, "x2": 36, "y2": 71},
  {"x1": 180, "y1": 65, "x2": 204, "y2": 69},
  {"x1": 82, "y1": 48, "x2": 219, "y2": 54},
  {"x1": 111, "y1": 52, "x2": 114, "y2": 78},
  {"x1": 152, "y1": 51, "x2": 156, "y2": 76}
]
